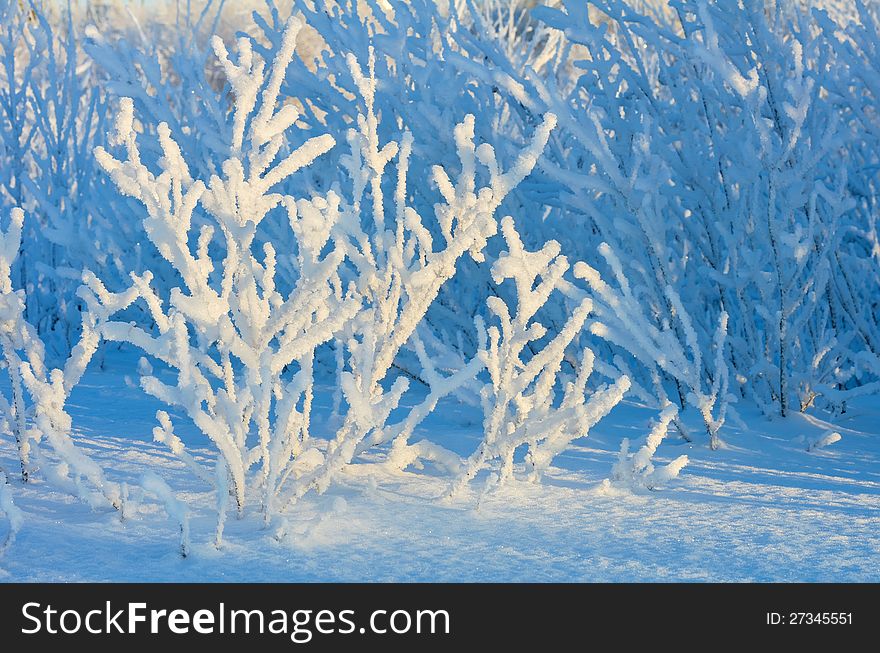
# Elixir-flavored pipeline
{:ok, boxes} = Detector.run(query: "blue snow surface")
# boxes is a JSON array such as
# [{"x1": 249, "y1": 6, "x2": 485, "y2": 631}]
[{"x1": 1, "y1": 346, "x2": 878, "y2": 582}]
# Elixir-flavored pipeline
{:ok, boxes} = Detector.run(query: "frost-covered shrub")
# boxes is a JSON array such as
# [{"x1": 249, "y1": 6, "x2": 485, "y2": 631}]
[
  {"x1": 0, "y1": 208, "x2": 121, "y2": 510},
  {"x1": 91, "y1": 17, "x2": 348, "y2": 540},
  {"x1": 609, "y1": 404, "x2": 688, "y2": 490},
  {"x1": 808, "y1": 1, "x2": 880, "y2": 408},
  {"x1": 450, "y1": 216, "x2": 630, "y2": 495},
  {"x1": 0, "y1": 468, "x2": 22, "y2": 554},
  {"x1": 572, "y1": 243, "x2": 733, "y2": 449},
  {"x1": 280, "y1": 54, "x2": 557, "y2": 510},
  {"x1": 92, "y1": 14, "x2": 556, "y2": 539},
  {"x1": 0, "y1": 211, "x2": 32, "y2": 481},
  {"x1": 471, "y1": 0, "x2": 880, "y2": 426}
]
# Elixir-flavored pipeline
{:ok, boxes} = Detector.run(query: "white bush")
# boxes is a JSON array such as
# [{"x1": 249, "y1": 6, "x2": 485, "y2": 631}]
[
  {"x1": 1, "y1": 208, "x2": 121, "y2": 510},
  {"x1": 451, "y1": 216, "x2": 630, "y2": 495},
  {"x1": 609, "y1": 405, "x2": 689, "y2": 490},
  {"x1": 91, "y1": 17, "x2": 349, "y2": 541},
  {"x1": 91, "y1": 15, "x2": 558, "y2": 541},
  {"x1": 0, "y1": 469, "x2": 23, "y2": 554}
]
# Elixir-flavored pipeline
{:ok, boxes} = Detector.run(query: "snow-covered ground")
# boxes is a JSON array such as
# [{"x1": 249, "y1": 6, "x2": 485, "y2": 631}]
[{"x1": 1, "y1": 349, "x2": 877, "y2": 582}]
